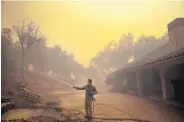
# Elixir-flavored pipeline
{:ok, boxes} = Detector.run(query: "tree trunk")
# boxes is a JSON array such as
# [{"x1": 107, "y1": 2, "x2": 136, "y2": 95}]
[{"x1": 21, "y1": 46, "x2": 25, "y2": 80}]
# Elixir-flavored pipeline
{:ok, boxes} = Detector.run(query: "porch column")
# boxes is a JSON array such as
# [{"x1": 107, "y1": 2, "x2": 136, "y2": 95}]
[
  {"x1": 160, "y1": 66, "x2": 176, "y2": 100},
  {"x1": 160, "y1": 67, "x2": 175, "y2": 100},
  {"x1": 136, "y1": 71, "x2": 143, "y2": 96},
  {"x1": 160, "y1": 68, "x2": 167, "y2": 100}
]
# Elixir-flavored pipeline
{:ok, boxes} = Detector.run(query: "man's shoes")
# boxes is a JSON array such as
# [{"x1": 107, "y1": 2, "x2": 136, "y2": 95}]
[
  {"x1": 85, "y1": 116, "x2": 89, "y2": 119},
  {"x1": 88, "y1": 116, "x2": 92, "y2": 120},
  {"x1": 84, "y1": 116, "x2": 92, "y2": 120}
]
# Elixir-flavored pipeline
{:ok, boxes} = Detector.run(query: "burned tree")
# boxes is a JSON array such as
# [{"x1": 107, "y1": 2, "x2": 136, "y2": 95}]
[{"x1": 13, "y1": 18, "x2": 44, "y2": 79}]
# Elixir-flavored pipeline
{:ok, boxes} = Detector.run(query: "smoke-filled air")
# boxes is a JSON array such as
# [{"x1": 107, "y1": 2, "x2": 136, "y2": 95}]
[{"x1": 1, "y1": 1, "x2": 184, "y2": 122}]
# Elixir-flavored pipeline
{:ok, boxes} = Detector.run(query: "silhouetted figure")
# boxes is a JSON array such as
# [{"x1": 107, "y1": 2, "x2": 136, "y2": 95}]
[{"x1": 73, "y1": 79, "x2": 97, "y2": 119}]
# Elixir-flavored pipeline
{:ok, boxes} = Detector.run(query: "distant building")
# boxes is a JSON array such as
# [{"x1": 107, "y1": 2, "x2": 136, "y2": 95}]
[{"x1": 106, "y1": 18, "x2": 184, "y2": 103}]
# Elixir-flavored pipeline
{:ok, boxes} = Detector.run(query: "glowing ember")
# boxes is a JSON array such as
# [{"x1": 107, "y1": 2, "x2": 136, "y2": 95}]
[{"x1": 128, "y1": 56, "x2": 135, "y2": 63}]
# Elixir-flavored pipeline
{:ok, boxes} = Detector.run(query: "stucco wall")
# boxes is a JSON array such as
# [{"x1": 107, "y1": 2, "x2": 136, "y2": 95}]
[{"x1": 168, "y1": 18, "x2": 184, "y2": 51}]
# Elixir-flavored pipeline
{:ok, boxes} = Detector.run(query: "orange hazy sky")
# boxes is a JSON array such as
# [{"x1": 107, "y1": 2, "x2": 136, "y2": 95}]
[{"x1": 2, "y1": 1, "x2": 184, "y2": 67}]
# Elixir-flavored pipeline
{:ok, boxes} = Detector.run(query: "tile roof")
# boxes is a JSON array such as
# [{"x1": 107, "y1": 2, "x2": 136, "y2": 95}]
[{"x1": 109, "y1": 43, "x2": 184, "y2": 75}]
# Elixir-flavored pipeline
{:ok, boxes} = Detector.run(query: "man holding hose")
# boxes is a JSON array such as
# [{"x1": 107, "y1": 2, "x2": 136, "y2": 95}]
[{"x1": 73, "y1": 79, "x2": 97, "y2": 119}]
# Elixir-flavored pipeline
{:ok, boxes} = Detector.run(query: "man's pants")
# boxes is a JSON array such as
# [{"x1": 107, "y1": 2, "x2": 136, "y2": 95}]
[{"x1": 85, "y1": 99, "x2": 92, "y2": 117}]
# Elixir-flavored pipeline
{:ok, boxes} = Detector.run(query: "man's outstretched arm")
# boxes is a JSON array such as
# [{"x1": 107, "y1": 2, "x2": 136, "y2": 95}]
[{"x1": 73, "y1": 86, "x2": 86, "y2": 90}]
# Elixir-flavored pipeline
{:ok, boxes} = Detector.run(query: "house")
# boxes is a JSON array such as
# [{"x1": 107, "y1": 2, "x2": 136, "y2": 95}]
[{"x1": 106, "y1": 18, "x2": 184, "y2": 103}]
